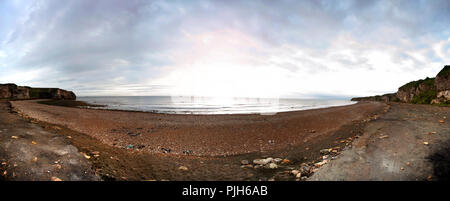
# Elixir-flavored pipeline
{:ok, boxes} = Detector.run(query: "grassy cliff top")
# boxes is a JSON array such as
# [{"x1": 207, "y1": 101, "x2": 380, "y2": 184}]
[
  {"x1": 437, "y1": 65, "x2": 450, "y2": 77},
  {"x1": 399, "y1": 77, "x2": 435, "y2": 91}
]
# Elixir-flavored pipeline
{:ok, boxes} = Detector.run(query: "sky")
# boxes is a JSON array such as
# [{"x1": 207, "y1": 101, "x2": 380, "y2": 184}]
[{"x1": 0, "y1": 0, "x2": 449, "y2": 98}]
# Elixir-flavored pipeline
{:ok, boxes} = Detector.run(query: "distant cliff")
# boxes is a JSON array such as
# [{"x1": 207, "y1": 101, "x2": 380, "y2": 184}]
[
  {"x1": 0, "y1": 83, "x2": 76, "y2": 100},
  {"x1": 352, "y1": 65, "x2": 450, "y2": 105}
]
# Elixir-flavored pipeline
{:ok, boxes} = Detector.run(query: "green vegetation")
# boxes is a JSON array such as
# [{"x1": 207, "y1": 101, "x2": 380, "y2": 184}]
[
  {"x1": 29, "y1": 88, "x2": 54, "y2": 99},
  {"x1": 432, "y1": 100, "x2": 450, "y2": 107},
  {"x1": 411, "y1": 90, "x2": 437, "y2": 104},
  {"x1": 399, "y1": 77, "x2": 435, "y2": 91},
  {"x1": 437, "y1": 65, "x2": 450, "y2": 77}
]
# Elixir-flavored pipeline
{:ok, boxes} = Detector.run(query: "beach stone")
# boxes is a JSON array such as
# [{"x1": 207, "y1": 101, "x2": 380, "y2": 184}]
[
  {"x1": 300, "y1": 165, "x2": 311, "y2": 175},
  {"x1": 291, "y1": 170, "x2": 300, "y2": 175},
  {"x1": 268, "y1": 163, "x2": 278, "y2": 169},
  {"x1": 183, "y1": 150, "x2": 193, "y2": 155},
  {"x1": 240, "y1": 160, "x2": 249, "y2": 165},
  {"x1": 253, "y1": 159, "x2": 265, "y2": 165},
  {"x1": 241, "y1": 164, "x2": 253, "y2": 169},
  {"x1": 273, "y1": 158, "x2": 283, "y2": 163},
  {"x1": 296, "y1": 173, "x2": 302, "y2": 178},
  {"x1": 178, "y1": 166, "x2": 188, "y2": 171},
  {"x1": 314, "y1": 160, "x2": 328, "y2": 167},
  {"x1": 281, "y1": 159, "x2": 290, "y2": 164},
  {"x1": 161, "y1": 147, "x2": 171, "y2": 153},
  {"x1": 320, "y1": 148, "x2": 331, "y2": 154},
  {"x1": 253, "y1": 158, "x2": 273, "y2": 165}
]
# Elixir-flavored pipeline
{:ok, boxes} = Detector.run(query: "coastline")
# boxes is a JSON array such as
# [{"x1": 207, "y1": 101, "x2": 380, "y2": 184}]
[
  {"x1": 11, "y1": 99, "x2": 386, "y2": 156},
  {"x1": 3, "y1": 99, "x2": 448, "y2": 181},
  {"x1": 5, "y1": 99, "x2": 387, "y2": 181}
]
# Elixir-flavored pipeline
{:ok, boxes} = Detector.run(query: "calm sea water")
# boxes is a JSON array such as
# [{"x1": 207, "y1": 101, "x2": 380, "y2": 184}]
[{"x1": 78, "y1": 96, "x2": 356, "y2": 115}]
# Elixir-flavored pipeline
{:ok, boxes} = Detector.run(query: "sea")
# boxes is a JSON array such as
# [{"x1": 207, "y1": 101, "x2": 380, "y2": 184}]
[{"x1": 77, "y1": 96, "x2": 356, "y2": 115}]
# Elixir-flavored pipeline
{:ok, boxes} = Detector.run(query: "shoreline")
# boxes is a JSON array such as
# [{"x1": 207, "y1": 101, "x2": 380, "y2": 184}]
[{"x1": 76, "y1": 97, "x2": 357, "y2": 115}]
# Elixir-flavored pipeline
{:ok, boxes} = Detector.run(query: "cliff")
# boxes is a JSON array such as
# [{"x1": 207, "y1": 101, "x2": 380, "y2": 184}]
[
  {"x1": 0, "y1": 83, "x2": 76, "y2": 100},
  {"x1": 352, "y1": 65, "x2": 449, "y2": 105},
  {"x1": 351, "y1": 93, "x2": 399, "y2": 102},
  {"x1": 432, "y1": 65, "x2": 450, "y2": 104}
]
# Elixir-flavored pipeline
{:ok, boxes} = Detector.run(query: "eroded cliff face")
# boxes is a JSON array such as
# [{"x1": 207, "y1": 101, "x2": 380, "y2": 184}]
[
  {"x1": 0, "y1": 83, "x2": 76, "y2": 100},
  {"x1": 352, "y1": 65, "x2": 449, "y2": 105},
  {"x1": 397, "y1": 77, "x2": 436, "y2": 104},
  {"x1": 432, "y1": 65, "x2": 450, "y2": 104}
]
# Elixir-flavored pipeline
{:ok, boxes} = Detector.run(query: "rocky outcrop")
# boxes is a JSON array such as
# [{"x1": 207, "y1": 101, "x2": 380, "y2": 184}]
[
  {"x1": 0, "y1": 84, "x2": 31, "y2": 100},
  {"x1": 0, "y1": 83, "x2": 76, "y2": 100},
  {"x1": 397, "y1": 77, "x2": 436, "y2": 104},
  {"x1": 432, "y1": 66, "x2": 450, "y2": 104},
  {"x1": 352, "y1": 65, "x2": 449, "y2": 105},
  {"x1": 351, "y1": 93, "x2": 399, "y2": 102}
]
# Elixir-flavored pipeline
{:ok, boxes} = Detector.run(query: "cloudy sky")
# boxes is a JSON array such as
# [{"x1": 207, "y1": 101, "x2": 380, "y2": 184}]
[{"x1": 0, "y1": 0, "x2": 449, "y2": 98}]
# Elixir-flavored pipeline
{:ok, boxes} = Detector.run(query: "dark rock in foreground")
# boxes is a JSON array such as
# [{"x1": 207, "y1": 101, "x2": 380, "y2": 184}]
[
  {"x1": 0, "y1": 83, "x2": 76, "y2": 100},
  {"x1": 352, "y1": 65, "x2": 449, "y2": 105}
]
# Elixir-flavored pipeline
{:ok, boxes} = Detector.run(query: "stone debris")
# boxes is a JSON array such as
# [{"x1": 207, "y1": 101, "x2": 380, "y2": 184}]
[
  {"x1": 161, "y1": 147, "x2": 171, "y2": 153},
  {"x1": 379, "y1": 135, "x2": 389, "y2": 139},
  {"x1": 253, "y1": 158, "x2": 273, "y2": 165},
  {"x1": 268, "y1": 163, "x2": 278, "y2": 169},
  {"x1": 240, "y1": 160, "x2": 249, "y2": 165},
  {"x1": 273, "y1": 158, "x2": 283, "y2": 163},
  {"x1": 241, "y1": 164, "x2": 253, "y2": 169},
  {"x1": 81, "y1": 153, "x2": 91, "y2": 159},
  {"x1": 178, "y1": 166, "x2": 188, "y2": 171},
  {"x1": 314, "y1": 160, "x2": 328, "y2": 167},
  {"x1": 281, "y1": 159, "x2": 290, "y2": 164},
  {"x1": 11, "y1": 136, "x2": 19, "y2": 139},
  {"x1": 320, "y1": 148, "x2": 331, "y2": 154},
  {"x1": 182, "y1": 150, "x2": 193, "y2": 155},
  {"x1": 51, "y1": 176, "x2": 62, "y2": 181}
]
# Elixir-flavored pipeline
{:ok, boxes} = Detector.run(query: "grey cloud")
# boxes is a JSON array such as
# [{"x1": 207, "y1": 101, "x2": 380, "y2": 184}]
[{"x1": 1, "y1": 0, "x2": 450, "y2": 95}]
